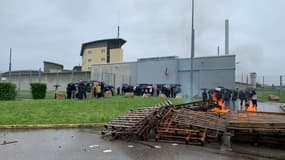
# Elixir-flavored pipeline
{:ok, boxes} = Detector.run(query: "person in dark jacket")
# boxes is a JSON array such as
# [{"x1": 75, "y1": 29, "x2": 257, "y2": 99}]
[
  {"x1": 202, "y1": 89, "x2": 208, "y2": 102},
  {"x1": 66, "y1": 83, "x2": 72, "y2": 99},
  {"x1": 70, "y1": 83, "x2": 77, "y2": 99},
  {"x1": 117, "y1": 87, "x2": 120, "y2": 96},
  {"x1": 100, "y1": 82, "x2": 104, "y2": 97},
  {"x1": 224, "y1": 89, "x2": 232, "y2": 109},
  {"x1": 78, "y1": 80, "x2": 85, "y2": 100},
  {"x1": 244, "y1": 89, "x2": 251, "y2": 110},
  {"x1": 239, "y1": 90, "x2": 245, "y2": 111}
]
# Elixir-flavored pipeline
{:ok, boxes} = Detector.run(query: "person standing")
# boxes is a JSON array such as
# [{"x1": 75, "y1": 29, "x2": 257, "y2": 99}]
[
  {"x1": 224, "y1": 89, "x2": 231, "y2": 109},
  {"x1": 96, "y1": 83, "x2": 101, "y2": 98},
  {"x1": 244, "y1": 89, "x2": 251, "y2": 110},
  {"x1": 231, "y1": 88, "x2": 238, "y2": 111},
  {"x1": 251, "y1": 90, "x2": 257, "y2": 108},
  {"x1": 100, "y1": 82, "x2": 105, "y2": 97},
  {"x1": 78, "y1": 80, "x2": 85, "y2": 100},
  {"x1": 117, "y1": 87, "x2": 120, "y2": 96},
  {"x1": 156, "y1": 86, "x2": 160, "y2": 96},
  {"x1": 202, "y1": 89, "x2": 208, "y2": 102},
  {"x1": 239, "y1": 90, "x2": 245, "y2": 111},
  {"x1": 71, "y1": 83, "x2": 76, "y2": 99},
  {"x1": 66, "y1": 83, "x2": 72, "y2": 99}
]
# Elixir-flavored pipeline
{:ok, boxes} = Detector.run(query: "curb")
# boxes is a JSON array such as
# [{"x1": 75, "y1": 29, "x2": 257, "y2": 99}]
[{"x1": 0, "y1": 123, "x2": 106, "y2": 129}]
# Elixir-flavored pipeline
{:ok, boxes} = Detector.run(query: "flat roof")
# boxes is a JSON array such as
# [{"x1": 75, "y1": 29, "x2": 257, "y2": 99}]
[
  {"x1": 43, "y1": 61, "x2": 63, "y2": 67},
  {"x1": 80, "y1": 38, "x2": 126, "y2": 56}
]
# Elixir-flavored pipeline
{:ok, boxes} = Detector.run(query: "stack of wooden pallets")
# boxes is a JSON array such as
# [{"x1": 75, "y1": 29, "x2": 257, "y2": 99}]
[
  {"x1": 104, "y1": 101, "x2": 285, "y2": 146},
  {"x1": 154, "y1": 108, "x2": 227, "y2": 145},
  {"x1": 226, "y1": 111, "x2": 285, "y2": 145},
  {"x1": 104, "y1": 100, "x2": 173, "y2": 140}
]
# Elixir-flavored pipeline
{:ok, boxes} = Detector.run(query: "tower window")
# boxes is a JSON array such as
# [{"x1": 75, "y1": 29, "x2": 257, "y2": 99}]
[
  {"x1": 101, "y1": 49, "x2": 106, "y2": 53},
  {"x1": 88, "y1": 59, "x2": 92, "y2": 62},
  {"x1": 88, "y1": 50, "x2": 92, "y2": 54}
]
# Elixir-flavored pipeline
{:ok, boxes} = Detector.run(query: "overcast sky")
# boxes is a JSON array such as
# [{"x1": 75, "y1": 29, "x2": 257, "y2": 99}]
[{"x1": 0, "y1": 0, "x2": 284, "y2": 83}]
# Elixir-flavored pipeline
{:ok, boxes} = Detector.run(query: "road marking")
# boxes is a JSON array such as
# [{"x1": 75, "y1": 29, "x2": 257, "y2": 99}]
[
  {"x1": 89, "y1": 144, "x2": 100, "y2": 148},
  {"x1": 103, "y1": 149, "x2": 112, "y2": 153}
]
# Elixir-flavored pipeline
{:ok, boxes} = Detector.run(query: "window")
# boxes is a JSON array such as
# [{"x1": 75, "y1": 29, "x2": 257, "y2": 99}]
[
  {"x1": 101, "y1": 58, "x2": 105, "y2": 62},
  {"x1": 107, "y1": 52, "x2": 110, "y2": 63},
  {"x1": 88, "y1": 58, "x2": 92, "y2": 62},
  {"x1": 101, "y1": 49, "x2": 105, "y2": 53},
  {"x1": 88, "y1": 50, "x2": 92, "y2": 54},
  {"x1": 88, "y1": 67, "x2": 91, "y2": 70}
]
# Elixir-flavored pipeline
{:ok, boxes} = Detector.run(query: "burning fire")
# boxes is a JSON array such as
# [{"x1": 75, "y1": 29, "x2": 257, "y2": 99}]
[
  {"x1": 212, "y1": 98, "x2": 230, "y2": 113},
  {"x1": 245, "y1": 99, "x2": 257, "y2": 112},
  {"x1": 246, "y1": 105, "x2": 257, "y2": 112},
  {"x1": 209, "y1": 91, "x2": 229, "y2": 113}
]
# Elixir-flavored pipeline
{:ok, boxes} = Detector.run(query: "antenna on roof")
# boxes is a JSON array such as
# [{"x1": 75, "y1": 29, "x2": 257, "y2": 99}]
[
  {"x1": 9, "y1": 48, "x2": 12, "y2": 80},
  {"x1": 117, "y1": 11, "x2": 120, "y2": 38},
  {"x1": 117, "y1": 26, "x2": 120, "y2": 38}
]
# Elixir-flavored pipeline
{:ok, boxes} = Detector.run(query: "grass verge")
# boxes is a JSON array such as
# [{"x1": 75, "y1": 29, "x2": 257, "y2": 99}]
[
  {"x1": 256, "y1": 89, "x2": 285, "y2": 103},
  {"x1": 0, "y1": 96, "x2": 183, "y2": 125}
]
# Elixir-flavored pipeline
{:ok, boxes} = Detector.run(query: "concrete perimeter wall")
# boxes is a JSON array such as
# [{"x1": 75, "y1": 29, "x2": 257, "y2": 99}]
[{"x1": 1, "y1": 72, "x2": 91, "y2": 91}]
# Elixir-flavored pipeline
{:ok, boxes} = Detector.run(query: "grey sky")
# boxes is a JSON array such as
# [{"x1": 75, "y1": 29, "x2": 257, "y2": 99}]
[{"x1": 0, "y1": 0, "x2": 284, "y2": 83}]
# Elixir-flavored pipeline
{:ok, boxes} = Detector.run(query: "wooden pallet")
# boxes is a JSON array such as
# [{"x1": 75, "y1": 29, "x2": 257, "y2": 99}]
[
  {"x1": 224, "y1": 111, "x2": 285, "y2": 145},
  {"x1": 153, "y1": 107, "x2": 223, "y2": 145},
  {"x1": 104, "y1": 100, "x2": 173, "y2": 139}
]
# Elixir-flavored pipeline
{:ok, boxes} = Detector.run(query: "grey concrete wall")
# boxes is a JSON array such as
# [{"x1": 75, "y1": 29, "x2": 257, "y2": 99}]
[
  {"x1": 178, "y1": 55, "x2": 235, "y2": 97},
  {"x1": 1, "y1": 72, "x2": 91, "y2": 91},
  {"x1": 91, "y1": 63, "x2": 132, "y2": 88},
  {"x1": 129, "y1": 63, "x2": 137, "y2": 86},
  {"x1": 136, "y1": 57, "x2": 178, "y2": 85}
]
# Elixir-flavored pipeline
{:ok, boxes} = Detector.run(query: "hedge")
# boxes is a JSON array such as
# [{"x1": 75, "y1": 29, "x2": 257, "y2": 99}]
[
  {"x1": 30, "y1": 83, "x2": 47, "y2": 99},
  {"x1": 0, "y1": 82, "x2": 16, "y2": 100}
]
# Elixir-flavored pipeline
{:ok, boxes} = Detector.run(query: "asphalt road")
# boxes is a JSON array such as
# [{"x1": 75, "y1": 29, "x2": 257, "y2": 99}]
[{"x1": 0, "y1": 128, "x2": 284, "y2": 160}]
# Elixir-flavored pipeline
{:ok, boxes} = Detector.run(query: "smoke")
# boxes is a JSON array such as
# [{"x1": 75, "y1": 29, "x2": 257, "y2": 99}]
[{"x1": 233, "y1": 44, "x2": 264, "y2": 64}]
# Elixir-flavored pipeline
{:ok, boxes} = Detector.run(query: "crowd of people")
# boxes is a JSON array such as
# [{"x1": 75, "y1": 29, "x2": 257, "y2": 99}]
[
  {"x1": 65, "y1": 81, "x2": 182, "y2": 100},
  {"x1": 202, "y1": 87, "x2": 257, "y2": 111},
  {"x1": 118, "y1": 84, "x2": 181, "y2": 97},
  {"x1": 66, "y1": 80, "x2": 115, "y2": 100}
]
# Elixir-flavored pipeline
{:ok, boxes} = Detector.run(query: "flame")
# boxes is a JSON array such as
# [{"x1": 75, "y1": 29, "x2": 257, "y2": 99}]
[
  {"x1": 246, "y1": 105, "x2": 257, "y2": 112},
  {"x1": 210, "y1": 91, "x2": 229, "y2": 113},
  {"x1": 245, "y1": 99, "x2": 257, "y2": 112}
]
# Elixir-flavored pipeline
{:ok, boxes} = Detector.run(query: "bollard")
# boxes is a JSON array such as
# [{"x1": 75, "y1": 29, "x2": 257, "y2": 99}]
[{"x1": 220, "y1": 132, "x2": 233, "y2": 152}]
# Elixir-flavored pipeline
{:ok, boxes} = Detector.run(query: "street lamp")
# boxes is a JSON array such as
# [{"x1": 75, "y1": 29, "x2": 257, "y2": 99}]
[{"x1": 190, "y1": 0, "x2": 195, "y2": 102}]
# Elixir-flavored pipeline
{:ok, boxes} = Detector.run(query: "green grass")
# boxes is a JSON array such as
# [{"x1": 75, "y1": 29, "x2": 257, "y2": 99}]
[
  {"x1": 0, "y1": 96, "x2": 184, "y2": 125},
  {"x1": 256, "y1": 89, "x2": 285, "y2": 102},
  {"x1": 16, "y1": 90, "x2": 64, "y2": 100}
]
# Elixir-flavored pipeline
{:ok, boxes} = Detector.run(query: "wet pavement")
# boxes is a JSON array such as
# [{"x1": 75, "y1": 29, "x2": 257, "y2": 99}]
[
  {"x1": 258, "y1": 101, "x2": 284, "y2": 112},
  {"x1": 236, "y1": 101, "x2": 284, "y2": 112},
  {"x1": 1, "y1": 128, "x2": 284, "y2": 160}
]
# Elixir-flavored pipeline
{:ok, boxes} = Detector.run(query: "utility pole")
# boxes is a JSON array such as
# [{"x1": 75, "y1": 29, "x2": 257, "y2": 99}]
[
  {"x1": 279, "y1": 75, "x2": 282, "y2": 99},
  {"x1": 262, "y1": 76, "x2": 265, "y2": 88},
  {"x1": 38, "y1": 68, "x2": 42, "y2": 83},
  {"x1": 190, "y1": 0, "x2": 195, "y2": 102},
  {"x1": 9, "y1": 48, "x2": 12, "y2": 81},
  {"x1": 217, "y1": 46, "x2": 220, "y2": 56},
  {"x1": 262, "y1": 76, "x2": 265, "y2": 98}
]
